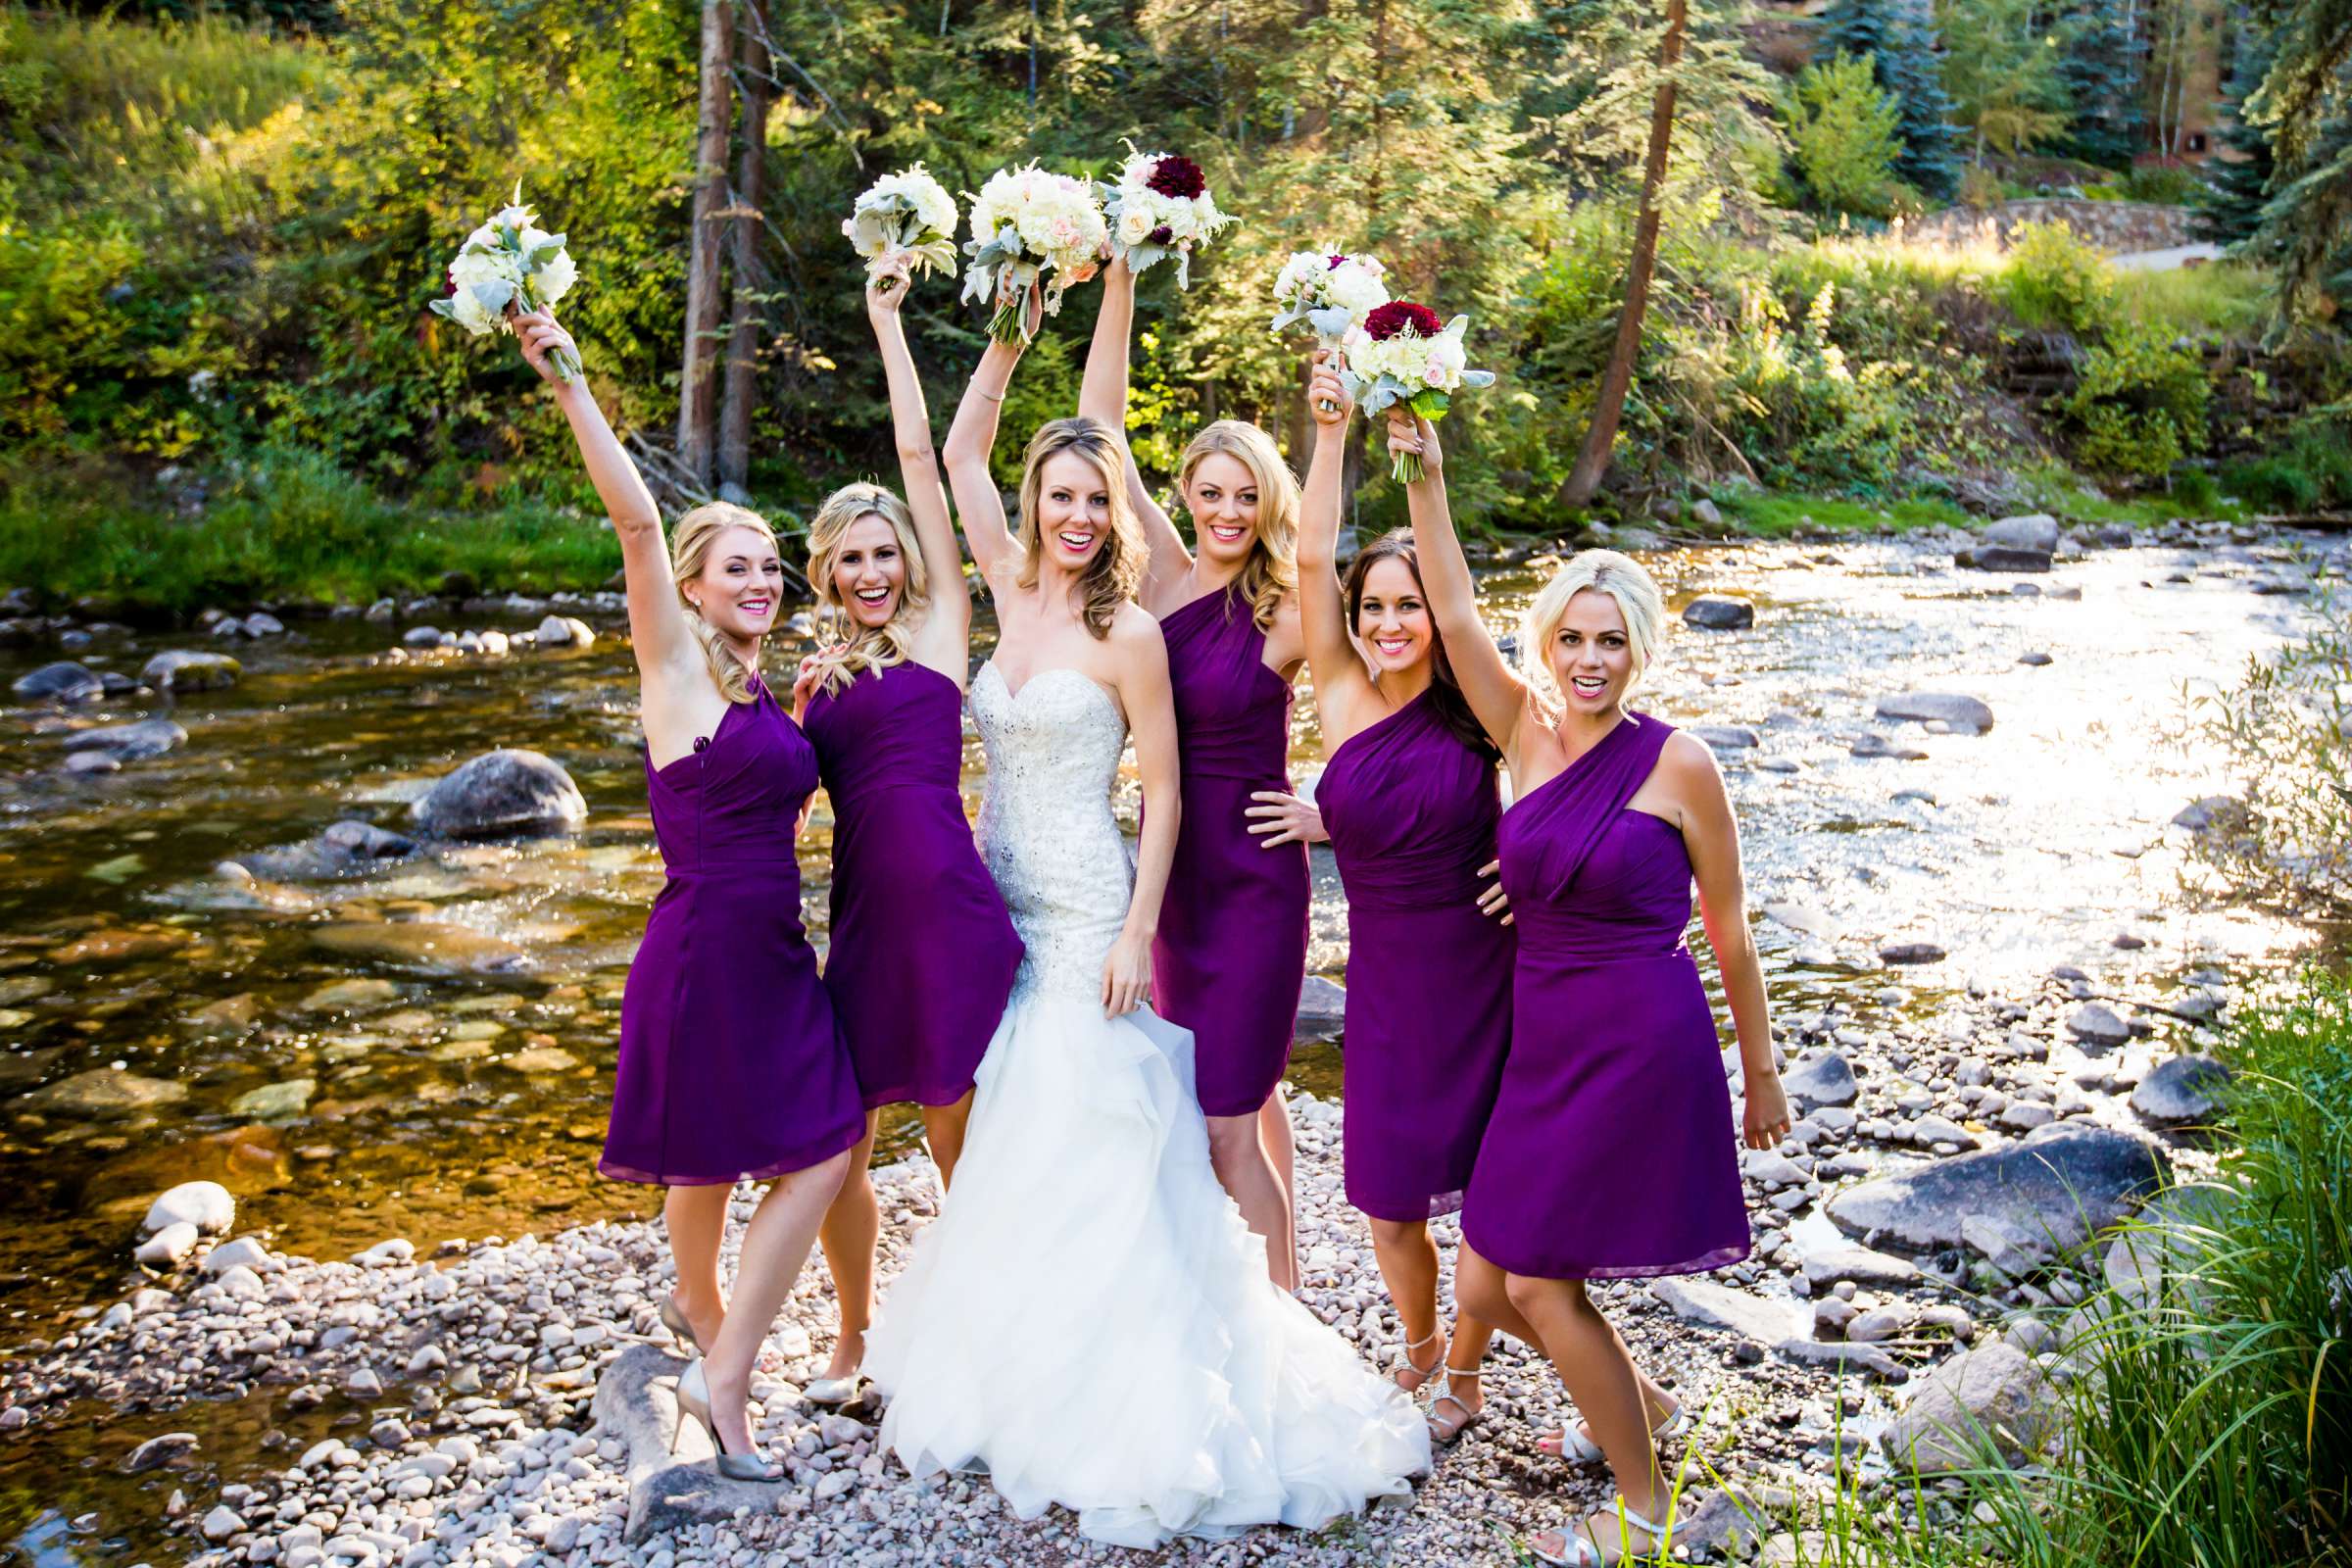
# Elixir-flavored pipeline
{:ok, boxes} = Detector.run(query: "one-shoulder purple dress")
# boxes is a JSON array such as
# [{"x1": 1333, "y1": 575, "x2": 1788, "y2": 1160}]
[
  {"x1": 1460, "y1": 713, "x2": 1749, "y2": 1279},
  {"x1": 1315, "y1": 691, "x2": 1514, "y2": 1222},
  {"x1": 602, "y1": 677, "x2": 866, "y2": 1186},
  {"x1": 1153, "y1": 585, "x2": 1310, "y2": 1118},
  {"x1": 803, "y1": 661, "x2": 1024, "y2": 1110}
]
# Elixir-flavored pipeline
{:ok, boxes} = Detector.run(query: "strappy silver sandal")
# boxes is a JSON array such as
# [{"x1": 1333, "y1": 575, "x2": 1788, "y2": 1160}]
[
  {"x1": 1427, "y1": 1365, "x2": 1483, "y2": 1445},
  {"x1": 1530, "y1": 1495, "x2": 1673, "y2": 1566},
  {"x1": 1388, "y1": 1327, "x2": 1444, "y2": 1393},
  {"x1": 1544, "y1": 1401, "x2": 1687, "y2": 1464}
]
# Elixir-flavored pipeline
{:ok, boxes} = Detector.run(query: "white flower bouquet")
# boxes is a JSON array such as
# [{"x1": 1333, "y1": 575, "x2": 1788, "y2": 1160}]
[
  {"x1": 1098, "y1": 144, "x2": 1233, "y2": 287},
  {"x1": 1269, "y1": 249, "x2": 1391, "y2": 351},
  {"x1": 430, "y1": 185, "x2": 580, "y2": 383},
  {"x1": 961, "y1": 164, "x2": 1107, "y2": 343},
  {"x1": 1340, "y1": 301, "x2": 1495, "y2": 483},
  {"x1": 843, "y1": 165, "x2": 960, "y2": 289}
]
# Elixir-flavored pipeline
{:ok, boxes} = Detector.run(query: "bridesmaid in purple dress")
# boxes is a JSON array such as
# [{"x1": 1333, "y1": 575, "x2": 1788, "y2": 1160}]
[
  {"x1": 792, "y1": 256, "x2": 1024, "y2": 1404},
  {"x1": 1291, "y1": 356, "x2": 1512, "y2": 1444},
  {"x1": 1081, "y1": 256, "x2": 1309, "y2": 1287},
  {"x1": 1389, "y1": 410, "x2": 1790, "y2": 1565},
  {"x1": 512, "y1": 311, "x2": 861, "y2": 1481}
]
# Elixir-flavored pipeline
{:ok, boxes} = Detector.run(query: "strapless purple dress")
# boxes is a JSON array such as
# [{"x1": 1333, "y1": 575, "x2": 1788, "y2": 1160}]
[
  {"x1": 803, "y1": 661, "x2": 1023, "y2": 1109},
  {"x1": 1315, "y1": 691, "x2": 1514, "y2": 1222},
  {"x1": 1460, "y1": 713, "x2": 1749, "y2": 1279},
  {"x1": 1152, "y1": 585, "x2": 1309, "y2": 1118},
  {"x1": 602, "y1": 677, "x2": 866, "y2": 1186}
]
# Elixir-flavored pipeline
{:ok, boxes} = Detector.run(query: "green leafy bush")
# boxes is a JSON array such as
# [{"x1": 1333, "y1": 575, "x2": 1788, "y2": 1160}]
[
  {"x1": 1785, "y1": 52, "x2": 1904, "y2": 219},
  {"x1": 2059, "y1": 323, "x2": 2210, "y2": 477},
  {"x1": 1999, "y1": 220, "x2": 2119, "y2": 335},
  {"x1": 2122, "y1": 163, "x2": 2206, "y2": 205}
]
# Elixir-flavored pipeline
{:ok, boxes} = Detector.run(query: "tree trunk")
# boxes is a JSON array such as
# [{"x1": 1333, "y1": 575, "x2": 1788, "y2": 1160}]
[
  {"x1": 718, "y1": 0, "x2": 771, "y2": 501},
  {"x1": 1557, "y1": 0, "x2": 1686, "y2": 510},
  {"x1": 677, "y1": 0, "x2": 733, "y2": 489}
]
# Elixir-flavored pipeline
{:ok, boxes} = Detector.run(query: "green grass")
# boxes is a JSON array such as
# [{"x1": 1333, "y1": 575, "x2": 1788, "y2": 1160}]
[
  {"x1": 1708, "y1": 491, "x2": 1974, "y2": 537},
  {"x1": 0, "y1": 450, "x2": 623, "y2": 614},
  {"x1": 2112, "y1": 263, "x2": 2276, "y2": 339}
]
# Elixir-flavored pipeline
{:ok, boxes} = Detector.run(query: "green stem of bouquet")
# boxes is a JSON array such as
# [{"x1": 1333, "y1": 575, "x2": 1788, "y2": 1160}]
[
  {"x1": 1392, "y1": 450, "x2": 1425, "y2": 485},
  {"x1": 519, "y1": 280, "x2": 581, "y2": 385}
]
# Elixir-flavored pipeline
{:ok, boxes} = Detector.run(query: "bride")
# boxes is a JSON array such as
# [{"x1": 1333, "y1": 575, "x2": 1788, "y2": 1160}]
[{"x1": 861, "y1": 288, "x2": 1431, "y2": 1548}]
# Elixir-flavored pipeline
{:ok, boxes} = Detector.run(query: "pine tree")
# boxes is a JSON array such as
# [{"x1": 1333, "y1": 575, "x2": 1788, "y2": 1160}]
[
  {"x1": 2057, "y1": 2, "x2": 2143, "y2": 170},
  {"x1": 1812, "y1": 0, "x2": 1962, "y2": 200}
]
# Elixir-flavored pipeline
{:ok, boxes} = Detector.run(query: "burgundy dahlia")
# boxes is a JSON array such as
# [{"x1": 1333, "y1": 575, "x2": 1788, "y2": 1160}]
[
  {"x1": 1147, "y1": 154, "x2": 1207, "y2": 200},
  {"x1": 1328, "y1": 254, "x2": 1348, "y2": 269},
  {"x1": 1364, "y1": 301, "x2": 1442, "y2": 341},
  {"x1": 1148, "y1": 224, "x2": 1173, "y2": 245}
]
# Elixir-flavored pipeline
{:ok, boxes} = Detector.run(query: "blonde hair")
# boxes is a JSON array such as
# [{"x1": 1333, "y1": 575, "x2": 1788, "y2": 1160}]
[
  {"x1": 671, "y1": 502, "x2": 780, "y2": 705},
  {"x1": 1016, "y1": 417, "x2": 1148, "y2": 640},
  {"x1": 1177, "y1": 419, "x2": 1298, "y2": 632},
  {"x1": 1518, "y1": 549, "x2": 1665, "y2": 709},
  {"x1": 802, "y1": 482, "x2": 931, "y2": 699}
]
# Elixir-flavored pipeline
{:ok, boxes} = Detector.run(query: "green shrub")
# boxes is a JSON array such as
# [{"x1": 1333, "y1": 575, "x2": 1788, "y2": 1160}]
[
  {"x1": 2122, "y1": 163, "x2": 2207, "y2": 205},
  {"x1": 1785, "y1": 53, "x2": 1904, "y2": 219},
  {"x1": 1999, "y1": 220, "x2": 2120, "y2": 335},
  {"x1": 2059, "y1": 324, "x2": 2210, "y2": 477},
  {"x1": 2220, "y1": 424, "x2": 2352, "y2": 512}
]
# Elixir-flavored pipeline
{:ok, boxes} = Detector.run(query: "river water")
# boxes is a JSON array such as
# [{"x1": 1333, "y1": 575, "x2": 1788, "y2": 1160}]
[{"x1": 0, "y1": 526, "x2": 2328, "y2": 1562}]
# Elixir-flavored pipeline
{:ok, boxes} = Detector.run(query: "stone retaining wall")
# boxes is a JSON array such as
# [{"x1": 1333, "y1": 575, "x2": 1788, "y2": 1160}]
[{"x1": 1894, "y1": 199, "x2": 2201, "y2": 256}]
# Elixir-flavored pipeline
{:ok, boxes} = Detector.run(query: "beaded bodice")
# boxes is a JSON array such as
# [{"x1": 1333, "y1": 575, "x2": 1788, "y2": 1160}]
[{"x1": 970, "y1": 662, "x2": 1136, "y2": 1003}]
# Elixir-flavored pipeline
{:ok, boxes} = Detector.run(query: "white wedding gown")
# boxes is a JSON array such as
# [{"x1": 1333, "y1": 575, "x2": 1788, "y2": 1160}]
[{"x1": 864, "y1": 663, "x2": 1430, "y2": 1548}]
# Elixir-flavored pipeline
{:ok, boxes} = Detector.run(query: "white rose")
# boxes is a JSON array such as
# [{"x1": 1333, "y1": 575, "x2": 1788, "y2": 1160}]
[
  {"x1": 1118, "y1": 209, "x2": 1153, "y2": 247},
  {"x1": 530, "y1": 245, "x2": 577, "y2": 305}
]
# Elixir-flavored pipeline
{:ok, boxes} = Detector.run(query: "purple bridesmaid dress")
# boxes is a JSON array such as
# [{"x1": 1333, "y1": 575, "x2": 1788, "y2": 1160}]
[
  {"x1": 803, "y1": 662, "x2": 1024, "y2": 1109},
  {"x1": 1460, "y1": 713, "x2": 1749, "y2": 1279},
  {"x1": 1315, "y1": 691, "x2": 1514, "y2": 1221},
  {"x1": 1152, "y1": 585, "x2": 1310, "y2": 1118},
  {"x1": 600, "y1": 677, "x2": 866, "y2": 1186}
]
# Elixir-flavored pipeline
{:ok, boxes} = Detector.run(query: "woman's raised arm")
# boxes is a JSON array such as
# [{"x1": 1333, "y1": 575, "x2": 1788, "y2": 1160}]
[
  {"x1": 1391, "y1": 412, "x2": 1530, "y2": 759},
  {"x1": 515, "y1": 311, "x2": 697, "y2": 689},
  {"x1": 940, "y1": 321, "x2": 1028, "y2": 590},
  {"x1": 1078, "y1": 256, "x2": 1190, "y2": 607},
  {"x1": 867, "y1": 256, "x2": 969, "y2": 676},
  {"x1": 1297, "y1": 353, "x2": 1373, "y2": 736}
]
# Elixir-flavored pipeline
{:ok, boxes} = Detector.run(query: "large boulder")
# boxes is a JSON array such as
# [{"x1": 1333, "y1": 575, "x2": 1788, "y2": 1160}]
[
  {"x1": 143, "y1": 1181, "x2": 235, "y2": 1236},
  {"x1": 1874, "y1": 692, "x2": 1994, "y2": 733},
  {"x1": 13, "y1": 661, "x2": 102, "y2": 704},
  {"x1": 24, "y1": 1068, "x2": 190, "y2": 1118},
  {"x1": 1682, "y1": 596, "x2": 1755, "y2": 631},
  {"x1": 1880, "y1": 1344, "x2": 2062, "y2": 1472},
  {"x1": 1649, "y1": 1277, "x2": 1809, "y2": 1346},
  {"x1": 141, "y1": 650, "x2": 243, "y2": 693},
  {"x1": 310, "y1": 920, "x2": 533, "y2": 975},
  {"x1": 1826, "y1": 1122, "x2": 2167, "y2": 1254},
  {"x1": 2131, "y1": 1054, "x2": 2231, "y2": 1127},
  {"x1": 411, "y1": 749, "x2": 586, "y2": 839}
]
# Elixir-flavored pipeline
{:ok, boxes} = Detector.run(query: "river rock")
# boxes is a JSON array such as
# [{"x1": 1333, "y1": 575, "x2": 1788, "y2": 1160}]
[
  {"x1": 1878, "y1": 941, "x2": 1946, "y2": 964},
  {"x1": 1295, "y1": 975, "x2": 1346, "y2": 1036},
  {"x1": 534, "y1": 614, "x2": 596, "y2": 650},
  {"x1": 2172, "y1": 796, "x2": 2248, "y2": 835},
  {"x1": 230, "y1": 1078, "x2": 316, "y2": 1119},
  {"x1": 1880, "y1": 1344, "x2": 2060, "y2": 1472},
  {"x1": 13, "y1": 661, "x2": 102, "y2": 704},
  {"x1": 1650, "y1": 1277, "x2": 1809, "y2": 1345},
  {"x1": 24, "y1": 1068, "x2": 189, "y2": 1117},
  {"x1": 1984, "y1": 514, "x2": 2060, "y2": 554},
  {"x1": 1783, "y1": 1050, "x2": 1858, "y2": 1108},
  {"x1": 300, "y1": 978, "x2": 399, "y2": 1012},
  {"x1": 2131, "y1": 1053, "x2": 2231, "y2": 1126},
  {"x1": 135, "y1": 1222, "x2": 200, "y2": 1267},
  {"x1": 121, "y1": 1432, "x2": 198, "y2": 1474},
  {"x1": 2066, "y1": 1003, "x2": 2132, "y2": 1048},
  {"x1": 142, "y1": 649, "x2": 243, "y2": 694},
  {"x1": 402, "y1": 625, "x2": 444, "y2": 647},
  {"x1": 1763, "y1": 903, "x2": 1838, "y2": 940},
  {"x1": 143, "y1": 1180, "x2": 235, "y2": 1235},
  {"x1": 1874, "y1": 692, "x2": 1994, "y2": 733},
  {"x1": 242, "y1": 612, "x2": 285, "y2": 638},
  {"x1": 311, "y1": 920, "x2": 533, "y2": 975},
  {"x1": 1827, "y1": 1122, "x2": 2166, "y2": 1254},
  {"x1": 1800, "y1": 1244, "x2": 1920, "y2": 1291},
  {"x1": 200, "y1": 1505, "x2": 245, "y2": 1543},
  {"x1": 202, "y1": 1236, "x2": 276, "y2": 1275},
  {"x1": 64, "y1": 719, "x2": 186, "y2": 762},
  {"x1": 412, "y1": 750, "x2": 587, "y2": 839},
  {"x1": 1690, "y1": 725, "x2": 1760, "y2": 751},
  {"x1": 1851, "y1": 731, "x2": 1930, "y2": 760},
  {"x1": 1683, "y1": 596, "x2": 1754, "y2": 630},
  {"x1": 320, "y1": 819, "x2": 417, "y2": 859}
]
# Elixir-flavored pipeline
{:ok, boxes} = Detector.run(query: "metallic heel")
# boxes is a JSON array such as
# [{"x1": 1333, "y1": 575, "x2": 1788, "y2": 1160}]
[
  {"x1": 674, "y1": 1359, "x2": 784, "y2": 1483},
  {"x1": 659, "y1": 1297, "x2": 707, "y2": 1354}
]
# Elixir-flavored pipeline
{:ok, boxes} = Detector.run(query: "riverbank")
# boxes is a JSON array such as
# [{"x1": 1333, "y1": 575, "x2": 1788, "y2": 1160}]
[{"x1": 1, "y1": 519, "x2": 2342, "y2": 1564}]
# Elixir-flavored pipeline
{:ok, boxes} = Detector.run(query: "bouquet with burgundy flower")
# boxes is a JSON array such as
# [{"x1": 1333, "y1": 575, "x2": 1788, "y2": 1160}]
[
  {"x1": 1271, "y1": 249, "x2": 1390, "y2": 414},
  {"x1": 1100, "y1": 144, "x2": 1233, "y2": 287},
  {"x1": 1341, "y1": 300, "x2": 1494, "y2": 483}
]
